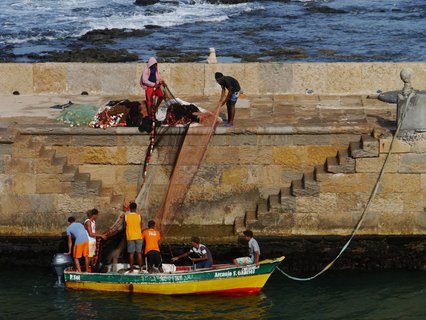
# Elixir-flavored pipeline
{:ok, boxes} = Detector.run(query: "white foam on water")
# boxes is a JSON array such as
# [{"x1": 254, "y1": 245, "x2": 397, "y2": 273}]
[{"x1": 0, "y1": 0, "x2": 260, "y2": 44}]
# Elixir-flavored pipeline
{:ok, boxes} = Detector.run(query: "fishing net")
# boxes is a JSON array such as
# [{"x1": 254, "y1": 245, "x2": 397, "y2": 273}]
[
  {"x1": 55, "y1": 103, "x2": 99, "y2": 126},
  {"x1": 96, "y1": 83, "x2": 221, "y2": 267},
  {"x1": 133, "y1": 83, "x2": 221, "y2": 236}
]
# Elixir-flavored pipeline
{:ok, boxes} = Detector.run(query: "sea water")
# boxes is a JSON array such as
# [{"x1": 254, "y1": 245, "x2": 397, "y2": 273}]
[
  {"x1": 1, "y1": 0, "x2": 425, "y2": 62},
  {"x1": 1, "y1": 267, "x2": 426, "y2": 319}
]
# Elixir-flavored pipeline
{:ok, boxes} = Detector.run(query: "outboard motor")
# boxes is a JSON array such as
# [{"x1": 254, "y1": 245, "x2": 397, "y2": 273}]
[{"x1": 52, "y1": 253, "x2": 73, "y2": 286}]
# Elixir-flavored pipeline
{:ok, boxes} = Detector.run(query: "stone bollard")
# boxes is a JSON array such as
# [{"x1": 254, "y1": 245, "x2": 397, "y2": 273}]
[
  {"x1": 396, "y1": 68, "x2": 426, "y2": 133},
  {"x1": 207, "y1": 48, "x2": 217, "y2": 64}
]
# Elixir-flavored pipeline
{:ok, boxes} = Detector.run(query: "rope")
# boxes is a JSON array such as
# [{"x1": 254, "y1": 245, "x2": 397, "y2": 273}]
[{"x1": 277, "y1": 91, "x2": 415, "y2": 281}]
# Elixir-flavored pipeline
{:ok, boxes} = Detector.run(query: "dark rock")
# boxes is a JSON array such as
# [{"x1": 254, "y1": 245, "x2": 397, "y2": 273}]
[
  {"x1": 134, "y1": 0, "x2": 160, "y2": 5},
  {"x1": 144, "y1": 25, "x2": 163, "y2": 30},
  {"x1": 80, "y1": 28, "x2": 152, "y2": 44},
  {"x1": 25, "y1": 48, "x2": 139, "y2": 63},
  {"x1": 204, "y1": 0, "x2": 251, "y2": 3},
  {"x1": 307, "y1": 6, "x2": 348, "y2": 14}
]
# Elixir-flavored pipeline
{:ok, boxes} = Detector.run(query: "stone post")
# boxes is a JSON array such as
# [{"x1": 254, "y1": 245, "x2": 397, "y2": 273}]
[
  {"x1": 396, "y1": 68, "x2": 426, "y2": 133},
  {"x1": 207, "y1": 48, "x2": 217, "y2": 64}
]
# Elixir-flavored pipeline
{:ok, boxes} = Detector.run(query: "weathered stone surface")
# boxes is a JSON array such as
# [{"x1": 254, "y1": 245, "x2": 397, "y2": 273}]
[
  {"x1": 83, "y1": 146, "x2": 128, "y2": 164},
  {"x1": 292, "y1": 63, "x2": 327, "y2": 94},
  {"x1": 6, "y1": 158, "x2": 34, "y2": 174},
  {"x1": 0, "y1": 63, "x2": 34, "y2": 94},
  {"x1": 33, "y1": 63, "x2": 67, "y2": 94},
  {"x1": 369, "y1": 193, "x2": 404, "y2": 214},
  {"x1": 356, "y1": 154, "x2": 399, "y2": 173},
  {"x1": 35, "y1": 174, "x2": 65, "y2": 194},
  {"x1": 168, "y1": 63, "x2": 204, "y2": 96},
  {"x1": 379, "y1": 138, "x2": 411, "y2": 154},
  {"x1": 258, "y1": 63, "x2": 292, "y2": 95},
  {"x1": 379, "y1": 174, "x2": 420, "y2": 193},
  {"x1": 296, "y1": 193, "x2": 337, "y2": 213},
  {"x1": 67, "y1": 63, "x2": 138, "y2": 95},
  {"x1": 399, "y1": 154, "x2": 426, "y2": 173},
  {"x1": 12, "y1": 174, "x2": 36, "y2": 193},
  {"x1": 319, "y1": 173, "x2": 378, "y2": 193},
  {"x1": 326, "y1": 63, "x2": 364, "y2": 94}
]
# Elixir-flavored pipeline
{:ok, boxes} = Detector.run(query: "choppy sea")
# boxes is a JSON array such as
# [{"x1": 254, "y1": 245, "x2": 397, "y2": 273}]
[
  {"x1": 0, "y1": 0, "x2": 425, "y2": 62},
  {"x1": 1, "y1": 267, "x2": 426, "y2": 319}
]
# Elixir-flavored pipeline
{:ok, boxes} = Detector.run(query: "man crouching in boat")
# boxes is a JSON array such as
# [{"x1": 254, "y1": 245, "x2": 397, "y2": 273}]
[
  {"x1": 171, "y1": 236, "x2": 213, "y2": 269},
  {"x1": 233, "y1": 230, "x2": 260, "y2": 266},
  {"x1": 64, "y1": 216, "x2": 89, "y2": 272},
  {"x1": 142, "y1": 220, "x2": 163, "y2": 273}
]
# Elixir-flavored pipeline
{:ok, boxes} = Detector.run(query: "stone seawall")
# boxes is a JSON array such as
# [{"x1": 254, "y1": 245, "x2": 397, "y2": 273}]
[
  {"x1": 2, "y1": 123, "x2": 426, "y2": 240},
  {"x1": 2, "y1": 62, "x2": 426, "y2": 96}
]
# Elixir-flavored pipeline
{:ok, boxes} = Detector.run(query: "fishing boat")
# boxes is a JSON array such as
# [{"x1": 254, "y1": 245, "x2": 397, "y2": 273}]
[{"x1": 64, "y1": 256, "x2": 284, "y2": 295}]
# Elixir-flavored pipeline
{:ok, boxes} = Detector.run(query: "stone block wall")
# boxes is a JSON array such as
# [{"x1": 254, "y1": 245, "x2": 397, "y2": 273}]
[
  {"x1": 2, "y1": 62, "x2": 426, "y2": 96},
  {"x1": 0, "y1": 127, "x2": 359, "y2": 237}
]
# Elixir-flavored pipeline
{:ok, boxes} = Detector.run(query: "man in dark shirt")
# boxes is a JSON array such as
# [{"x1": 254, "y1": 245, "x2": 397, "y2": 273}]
[
  {"x1": 215, "y1": 72, "x2": 241, "y2": 127},
  {"x1": 171, "y1": 236, "x2": 213, "y2": 269}
]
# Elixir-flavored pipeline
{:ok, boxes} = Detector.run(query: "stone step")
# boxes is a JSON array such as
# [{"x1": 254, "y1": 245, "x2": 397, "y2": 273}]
[
  {"x1": 268, "y1": 194, "x2": 280, "y2": 213},
  {"x1": 314, "y1": 164, "x2": 330, "y2": 182},
  {"x1": 361, "y1": 134, "x2": 379, "y2": 156},
  {"x1": 60, "y1": 165, "x2": 78, "y2": 182},
  {"x1": 303, "y1": 171, "x2": 319, "y2": 192},
  {"x1": 39, "y1": 149, "x2": 56, "y2": 160},
  {"x1": 279, "y1": 187, "x2": 296, "y2": 213},
  {"x1": 256, "y1": 199, "x2": 268, "y2": 215},
  {"x1": 291, "y1": 174, "x2": 319, "y2": 197},
  {"x1": 337, "y1": 149, "x2": 356, "y2": 173},
  {"x1": 350, "y1": 136, "x2": 379, "y2": 158},
  {"x1": 245, "y1": 210, "x2": 257, "y2": 225},
  {"x1": 234, "y1": 216, "x2": 245, "y2": 233},
  {"x1": 86, "y1": 180, "x2": 102, "y2": 195}
]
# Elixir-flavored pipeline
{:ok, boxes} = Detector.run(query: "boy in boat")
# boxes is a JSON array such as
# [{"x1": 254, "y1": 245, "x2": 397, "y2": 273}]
[
  {"x1": 84, "y1": 208, "x2": 107, "y2": 272},
  {"x1": 171, "y1": 236, "x2": 213, "y2": 269},
  {"x1": 140, "y1": 57, "x2": 165, "y2": 116},
  {"x1": 65, "y1": 216, "x2": 90, "y2": 272},
  {"x1": 142, "y1": 220, "x2": 163, "y2": 273},
  {"x1": 124, "y1": 202, "x2": 143, "y2": 273},
  {"x1": 215, "y1": 72, "x2": 241, "y2": 127},
  {"x1": 233, "y1": 230, "x2": 260, "y2": 266}
]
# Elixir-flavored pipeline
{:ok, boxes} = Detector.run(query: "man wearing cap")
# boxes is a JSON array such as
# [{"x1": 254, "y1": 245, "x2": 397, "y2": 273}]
[{"x1": 215, "y1": 72, "x2": 241, "y2": 127}]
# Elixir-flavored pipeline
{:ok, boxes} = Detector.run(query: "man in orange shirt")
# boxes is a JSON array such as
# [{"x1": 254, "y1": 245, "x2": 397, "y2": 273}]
[
  {"x1": 124, "y1": 202, "x2": 143, "y2": 273},
  {"x1": 142, "y1": 220, "x2": 163, "y2": 273}
]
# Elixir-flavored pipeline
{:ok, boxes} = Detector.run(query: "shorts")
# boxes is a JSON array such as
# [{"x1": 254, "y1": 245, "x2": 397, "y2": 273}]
[
  {"x1": 234, "y1": 256, "x2": 254, "y2": 265},
  {"x1": 146, "y1": 250, "x2": 162, "y2": 269},
  {"x1": 145, "y1": 86, "x2": 164, "y2": 107},
  {"x1": 88, "y1": 240, "x2": 96, "y2": 258},
  {"x1": 73, "y1": 241, "x2": 89, "y2": 259},
  {"x1": 127, "y1": 239, "x2": 143, "y2": 253},
  {"x1": 227, "y1": 91, "x2": 239, "y2": 107}
]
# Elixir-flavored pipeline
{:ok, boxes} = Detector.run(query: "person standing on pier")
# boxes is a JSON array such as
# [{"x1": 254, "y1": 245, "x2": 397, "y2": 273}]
[
  {"x1": 65, "y1": 216, "x2": 90, "y2": 272},
  {"x1": 233, "y1": 230, "x2": 260, "y2": 266},
  {"x1": 215, "y1": 72, "x2": 241, "y2": 127},
  {"x1": 140, "y1": 57, "x2": 165, "y2": 116}
]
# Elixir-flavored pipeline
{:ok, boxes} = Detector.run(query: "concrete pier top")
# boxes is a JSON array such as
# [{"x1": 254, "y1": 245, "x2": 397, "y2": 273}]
[{"x1": 0, "y1": 93, "x2": 394, "y2": 135}]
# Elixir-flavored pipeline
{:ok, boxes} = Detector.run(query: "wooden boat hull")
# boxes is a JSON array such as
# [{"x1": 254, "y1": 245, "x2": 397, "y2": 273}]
[{"x1": 64, "y1": 257, "x2": 284, "y2": 295}]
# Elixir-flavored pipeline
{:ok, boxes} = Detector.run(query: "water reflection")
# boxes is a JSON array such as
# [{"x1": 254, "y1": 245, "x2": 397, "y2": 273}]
[{"x1": 66, "y1": 290, "x2": 272, "y2": 320}]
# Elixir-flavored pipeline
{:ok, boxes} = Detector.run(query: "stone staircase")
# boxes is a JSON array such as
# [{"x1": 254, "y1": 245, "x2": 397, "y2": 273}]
[
  {"x1": 2, "y1": 131, "x2": 124, "y2": 215},
  {"x1": 234, "y1": 134, "x2": 380, "y2": 233}
]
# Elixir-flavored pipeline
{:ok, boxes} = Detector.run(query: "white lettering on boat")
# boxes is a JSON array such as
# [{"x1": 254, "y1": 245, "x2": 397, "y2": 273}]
[
  {"x1": 70, "y1": 274, "x2": 80, "y2": 281},
  {"x1": 214, "y1": 266, "x2": 257, "y2": 278}
]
